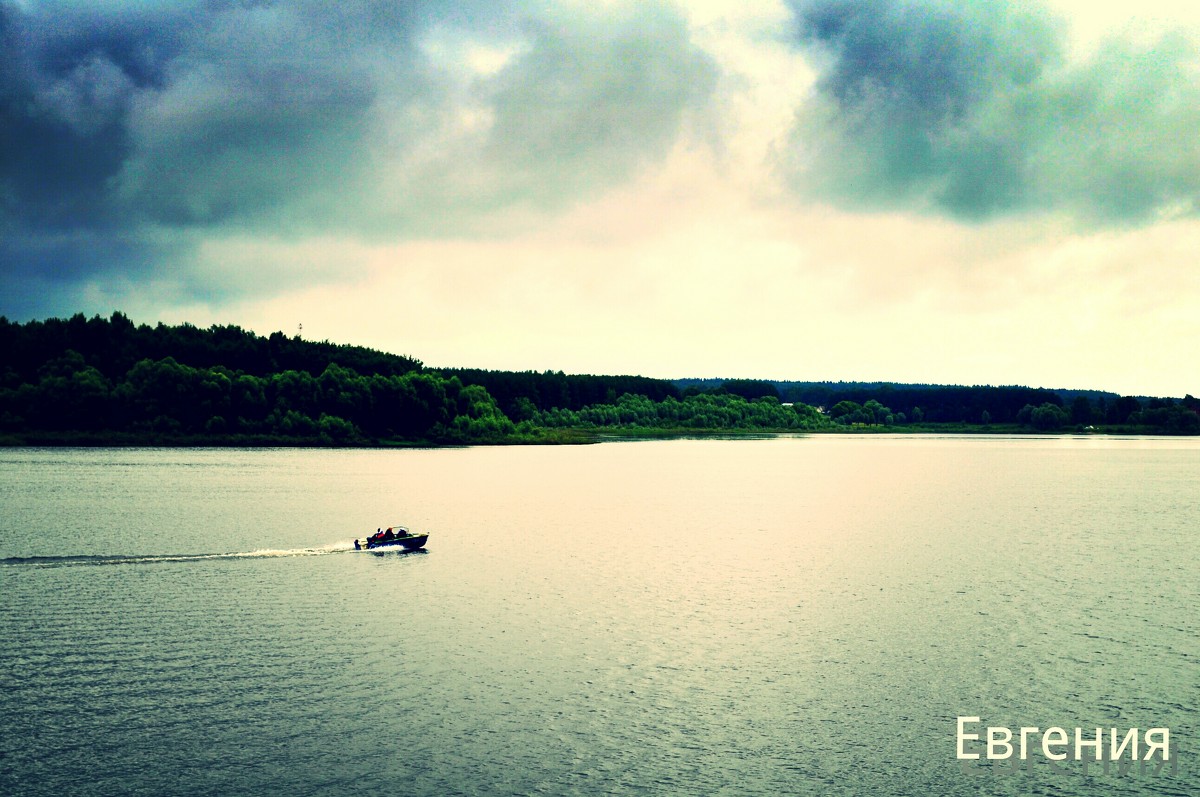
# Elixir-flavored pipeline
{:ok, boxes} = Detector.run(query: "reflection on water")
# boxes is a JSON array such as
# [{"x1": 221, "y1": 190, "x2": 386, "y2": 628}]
[
  {"x1": 363, "y1": 548, "x2": 429, "y2": 559},
  {"x1": 0, "y1": 438, "x2": 1196, "y2": 796}
]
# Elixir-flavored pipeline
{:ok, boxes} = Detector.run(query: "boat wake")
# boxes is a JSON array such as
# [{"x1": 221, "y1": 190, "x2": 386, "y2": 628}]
[{"x1": 1, "y1": 541, "x2": 356, "y2": 568}]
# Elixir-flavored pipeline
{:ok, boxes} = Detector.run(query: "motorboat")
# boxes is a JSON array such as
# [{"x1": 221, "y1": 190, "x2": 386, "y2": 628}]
[{"x1": 356, "y1": 526, "x2": 429, "y2": 551}]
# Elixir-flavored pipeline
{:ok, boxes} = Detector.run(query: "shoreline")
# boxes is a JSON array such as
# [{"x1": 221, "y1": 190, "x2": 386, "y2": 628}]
[{"x1": 2, "y1": 423, "x2": 1194, "y2": 448}]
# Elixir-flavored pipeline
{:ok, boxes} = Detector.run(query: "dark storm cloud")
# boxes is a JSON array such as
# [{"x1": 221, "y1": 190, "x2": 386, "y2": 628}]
[
  {"x1": 783, "y1": 0, "x2": 1200, "y2": 224},
  {"x1": 1, "y1": 0, "x2": 716, "y2": 315}
]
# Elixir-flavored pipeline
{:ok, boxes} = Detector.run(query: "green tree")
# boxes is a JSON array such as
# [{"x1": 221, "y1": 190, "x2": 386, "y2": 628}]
[
  {"x1": 318, "y1": 413, "x2": 360, "y2": 444},
  {"x1": 1107, "y1": 396, "x2": 1141, "y2": 425},
  {"x1": 119, "y1": 357, "x2": 205, "y2": 431},
  {"x1": 269, "y1": 370, "x2": 320, "y2": 417},
  {"x1": 863, "y1": 399, "x2": 892, "y2": 424},
  {"x1": 1070, "y1": 395, "x2": 1093, "y2": 426},
  {"x1": 829, "y1": 400, "x2": 862, "y2": 424},
  {"x1": 318, "y1": 363, "x2": 371, "y2": 422},
  {"x1": 1029, "y1": 403, "x2": 1069, "y2": 431},
  {"x1": 792, "y1": 401, "x2": 828, "y2": 429},
  {"x1": 231, "y1": 374, "x2": 269, "y2": 430},
  {"x1": 31, "y1": 352, "x2": 114, "y2": 430}
]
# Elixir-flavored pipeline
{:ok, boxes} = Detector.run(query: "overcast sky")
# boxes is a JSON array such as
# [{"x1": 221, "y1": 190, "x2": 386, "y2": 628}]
[{"x1": 3, "y1": 0, "x2": 1199, "y2": 396}]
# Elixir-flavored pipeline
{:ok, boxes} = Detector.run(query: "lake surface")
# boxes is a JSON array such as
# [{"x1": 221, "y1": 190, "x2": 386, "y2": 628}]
[{"x1": 1, "y1": 437, "x2": 1196, "y2": 796}]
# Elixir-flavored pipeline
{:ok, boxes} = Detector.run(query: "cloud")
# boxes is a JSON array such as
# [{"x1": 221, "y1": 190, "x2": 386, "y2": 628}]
[
  {"x1": 1, "y1": 0, "x2": 717, "y2": 313},
  {"x1": 782, "y1": 0, "x2": 1200, "y2": 225}
]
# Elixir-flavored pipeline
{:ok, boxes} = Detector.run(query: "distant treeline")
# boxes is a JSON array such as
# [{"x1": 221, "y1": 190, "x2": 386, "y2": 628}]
[
  {"x1": 1, "y1": 313, "x2": 1197, "y2": 444},
  {"x1": 676, "y1": 378, "x2": 1199, "y2": 431}
]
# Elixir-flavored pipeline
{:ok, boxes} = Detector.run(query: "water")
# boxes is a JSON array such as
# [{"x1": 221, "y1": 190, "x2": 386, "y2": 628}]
[{"x1": 1, "y1": 437, "x2": 1196, "y2": 796}]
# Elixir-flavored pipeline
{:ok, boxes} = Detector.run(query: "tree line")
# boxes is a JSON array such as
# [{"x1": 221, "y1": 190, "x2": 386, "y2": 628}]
[
  {"x1": 676, "y1": 378, "x2": 1198, "y2": 432},
  {"x1": 438, "y1": 367, "x2": 680, "y2": 416},
  {"x1": 0, "y1": 314, "x2": 515, "y2": 444},
  {"x1": 2, "y1": 349, "x2": 519, "y2": 444},
  {"x1": 529, "y1": 391, "x2": 828, "y2": 431},
  {"x1": 1, "y1": 313, "x2": 1196, "y2": 443},
  {"x1": 1, "y1": 312, "x2": 422, "y2": 382}
]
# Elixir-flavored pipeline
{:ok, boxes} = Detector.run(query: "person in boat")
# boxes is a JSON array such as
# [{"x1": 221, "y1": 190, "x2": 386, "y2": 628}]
[
  {"x1": 383, "y1": 528, "x2": 395, "y2": 542},
  {"x1": 354, "y1": 539, "x2": 361, "y2": 550}
]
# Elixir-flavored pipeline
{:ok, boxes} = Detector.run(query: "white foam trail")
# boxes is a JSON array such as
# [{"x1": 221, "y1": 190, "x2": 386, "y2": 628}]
[{"x1": 2, "y1": 541, "x2": 359, "y2": 568}]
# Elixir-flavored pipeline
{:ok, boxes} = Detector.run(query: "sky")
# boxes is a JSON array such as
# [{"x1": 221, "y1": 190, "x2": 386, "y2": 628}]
[{"x1": 3, "y1": 0, "x2": 1199, "y2": 397}]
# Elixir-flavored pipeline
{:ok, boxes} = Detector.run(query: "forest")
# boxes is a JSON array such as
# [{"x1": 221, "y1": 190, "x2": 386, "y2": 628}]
[{"x1": 1, "y1": 313, "x2": 1197, "y2": 445}]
